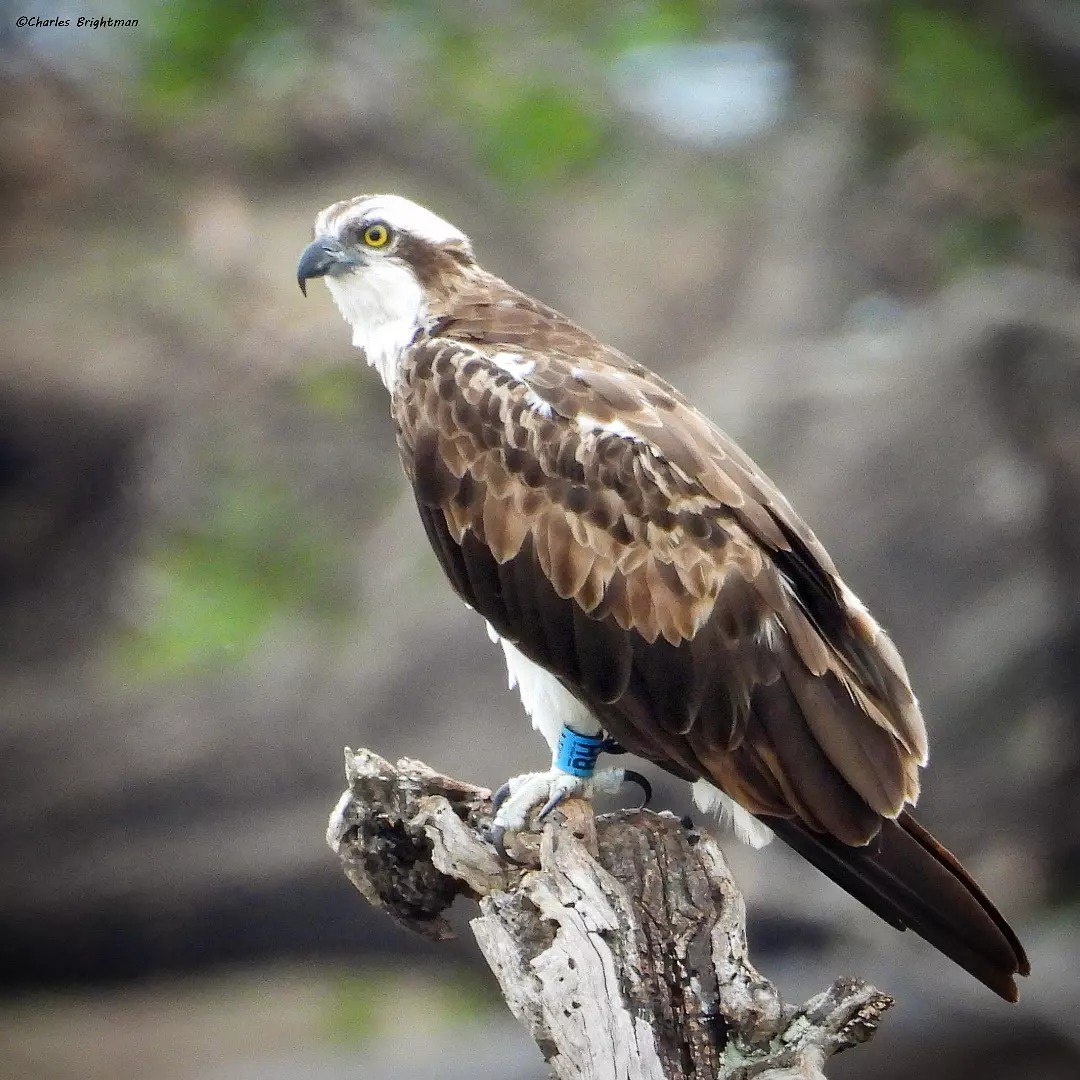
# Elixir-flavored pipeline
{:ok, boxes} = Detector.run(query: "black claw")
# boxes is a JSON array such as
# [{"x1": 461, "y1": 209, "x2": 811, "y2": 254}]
[
  {"x1": 492, "y1": 782, "x2": 512, "y2": 813},
  {"x1": 622, "y1": 769, "x2": 653, "y2": 810},
  {"x1": 487, "y1": 823, "x2": 527, "y2": 866},
  {"x1": 537, "y1": 789, "x2": 569, "y2": 823}
]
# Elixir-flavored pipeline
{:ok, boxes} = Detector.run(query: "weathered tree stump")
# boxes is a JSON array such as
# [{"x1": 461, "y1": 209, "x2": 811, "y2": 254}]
[{"x1": 327, "y1": 748, "x2": 893, "y2": 1079}]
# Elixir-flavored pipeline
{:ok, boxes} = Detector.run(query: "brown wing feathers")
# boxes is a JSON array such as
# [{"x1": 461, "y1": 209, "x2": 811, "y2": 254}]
[{"x1": 395, "y1": 309, "x2": 1027, "y2": 1000}]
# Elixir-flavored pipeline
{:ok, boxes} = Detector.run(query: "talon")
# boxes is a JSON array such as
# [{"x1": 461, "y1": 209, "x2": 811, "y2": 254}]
[
  {"x1": 537, "y1": 789, "x2": 569, "y2": 822},
  {"x1": 623, "y1": 769, "x2": 653, "y2": 810},
  {"x1": 488, "y1": 823, "x2": 526, "y2": 865},
  {"x1": 492, "y1": 782, "x2": 512, "y2": 813}
]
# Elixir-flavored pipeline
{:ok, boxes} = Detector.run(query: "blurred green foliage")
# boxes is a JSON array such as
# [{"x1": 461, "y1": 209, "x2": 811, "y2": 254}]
[
  {"x1": 296, "y1": 364, "x2": 375, "y2": 420},
  {"x1": 478, "y1": 86, "x2": 609, "y2": 189},
  {"x1": 136, "y1": 0, "x2": 721, "y2": 189},
  {"x1": 325, "y1": 970, "x2": 380, "y2": 1041},
  {"x1": 887, "y1": 4, "x2": 1062, "y2": 156},
  {"x1": 141, "y1": 0, "x2": 289, "y2": 105},
  {"x1": 325, "y1": 965, "x2": 502, "y2": 1043},
  {"x1": 396, "y1": 0, "x2": 714, "y2": 56},
  {"x1": 413, "y1": 0, "x2": 719, "y2": 187},
  {"x1": 136, "y1": 0, "x2": 1064, "y2": 183},
  {"x1": 937, "y1": 213, "x2": 1021, "y2": 277},
  {"x1": 597, "y1": 0, "x2": 711, "y2": 56},
  {"x1": 116, "y1": 474, "x2": 350, "y2": 681}
]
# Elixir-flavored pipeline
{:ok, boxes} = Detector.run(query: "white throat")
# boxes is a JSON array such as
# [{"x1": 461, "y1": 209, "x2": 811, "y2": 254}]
[{"x1": 324, "y1": 262, "x2": 425, "y2": 390}]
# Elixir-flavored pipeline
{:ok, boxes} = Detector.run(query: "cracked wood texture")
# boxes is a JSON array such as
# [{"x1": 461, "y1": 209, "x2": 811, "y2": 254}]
[{"x1": 327, "y1": 748, "x2": 893, "y2": 1079}]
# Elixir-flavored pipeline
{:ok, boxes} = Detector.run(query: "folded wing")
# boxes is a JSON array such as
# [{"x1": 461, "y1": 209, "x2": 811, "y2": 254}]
[{"x1": 393, "y1": 316, "x2": 1027, "y2": 999}]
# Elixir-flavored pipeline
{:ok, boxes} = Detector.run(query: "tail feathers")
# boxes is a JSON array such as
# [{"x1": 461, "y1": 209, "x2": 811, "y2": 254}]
[{"x1": 764, "y1": 810, "x2": 1030, "y2": 1001}]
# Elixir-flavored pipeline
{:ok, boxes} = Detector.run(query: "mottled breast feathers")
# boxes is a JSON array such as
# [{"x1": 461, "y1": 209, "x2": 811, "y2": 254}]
[{"x1": 392, "y1": 286, "x2": 928, "y2": 847}]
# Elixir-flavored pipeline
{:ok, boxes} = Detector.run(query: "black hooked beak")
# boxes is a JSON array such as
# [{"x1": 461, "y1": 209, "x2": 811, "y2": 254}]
[{"x1": 297, "y1": 238, "x2": 345, "y2": 296}]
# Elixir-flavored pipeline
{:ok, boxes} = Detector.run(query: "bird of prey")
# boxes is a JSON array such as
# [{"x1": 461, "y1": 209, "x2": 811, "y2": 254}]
[{"x1": 297, "y1": 194, "x2": 1029, "y2": 1000}]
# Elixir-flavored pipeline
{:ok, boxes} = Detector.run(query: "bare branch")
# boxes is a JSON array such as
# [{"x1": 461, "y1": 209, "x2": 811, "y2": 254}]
[{"x1": 327, "y1": 748, "x2": 892, "y2": 1079}]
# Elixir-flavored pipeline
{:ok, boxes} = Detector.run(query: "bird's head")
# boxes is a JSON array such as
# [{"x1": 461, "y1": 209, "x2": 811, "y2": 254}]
[{"x1": 297, "y1": 194, "x2": 477, "y2": 386}]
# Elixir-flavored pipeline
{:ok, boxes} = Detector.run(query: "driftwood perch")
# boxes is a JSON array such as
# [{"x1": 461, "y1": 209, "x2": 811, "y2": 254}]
[{"x1": 327, "y1": 748, "x2": 893, "y2": 1079}]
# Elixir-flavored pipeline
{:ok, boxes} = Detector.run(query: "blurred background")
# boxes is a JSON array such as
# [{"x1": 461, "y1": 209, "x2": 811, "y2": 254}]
[{"x1": 2, "y1": 1, "x2": 1078, "y2": 1077}]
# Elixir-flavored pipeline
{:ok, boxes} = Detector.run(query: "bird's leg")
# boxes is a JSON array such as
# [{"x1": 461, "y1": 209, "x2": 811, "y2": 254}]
[{"x1": 487, "y1": 728, "x2": 651, "y2": 862}]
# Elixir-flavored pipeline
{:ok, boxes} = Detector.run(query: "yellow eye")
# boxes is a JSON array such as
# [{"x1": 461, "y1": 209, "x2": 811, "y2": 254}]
[{"x1": 362, "y1": 223, "x2": 390, "y2": 248}]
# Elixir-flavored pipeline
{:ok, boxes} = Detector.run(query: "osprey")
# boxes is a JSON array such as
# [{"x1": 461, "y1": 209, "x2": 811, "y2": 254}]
[{"x1": 297, "y1": 194, "x2": 1028, "y2": 1000}]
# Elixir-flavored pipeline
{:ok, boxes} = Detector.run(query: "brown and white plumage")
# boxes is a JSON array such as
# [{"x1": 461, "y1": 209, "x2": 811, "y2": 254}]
[{"x1": 298, "y1": 194, "x2": 1029, "y2": 1001}]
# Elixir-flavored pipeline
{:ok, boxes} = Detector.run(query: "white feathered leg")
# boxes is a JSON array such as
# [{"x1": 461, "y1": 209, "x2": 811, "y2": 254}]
[{"x1": 486, "y1": 630, "x2": 652, "y2": 860}]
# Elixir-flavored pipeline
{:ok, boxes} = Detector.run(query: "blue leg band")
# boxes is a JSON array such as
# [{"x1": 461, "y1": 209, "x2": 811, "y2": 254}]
[{"x1": 556, "y1": 726, "x2": 608, "y2": 778}]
